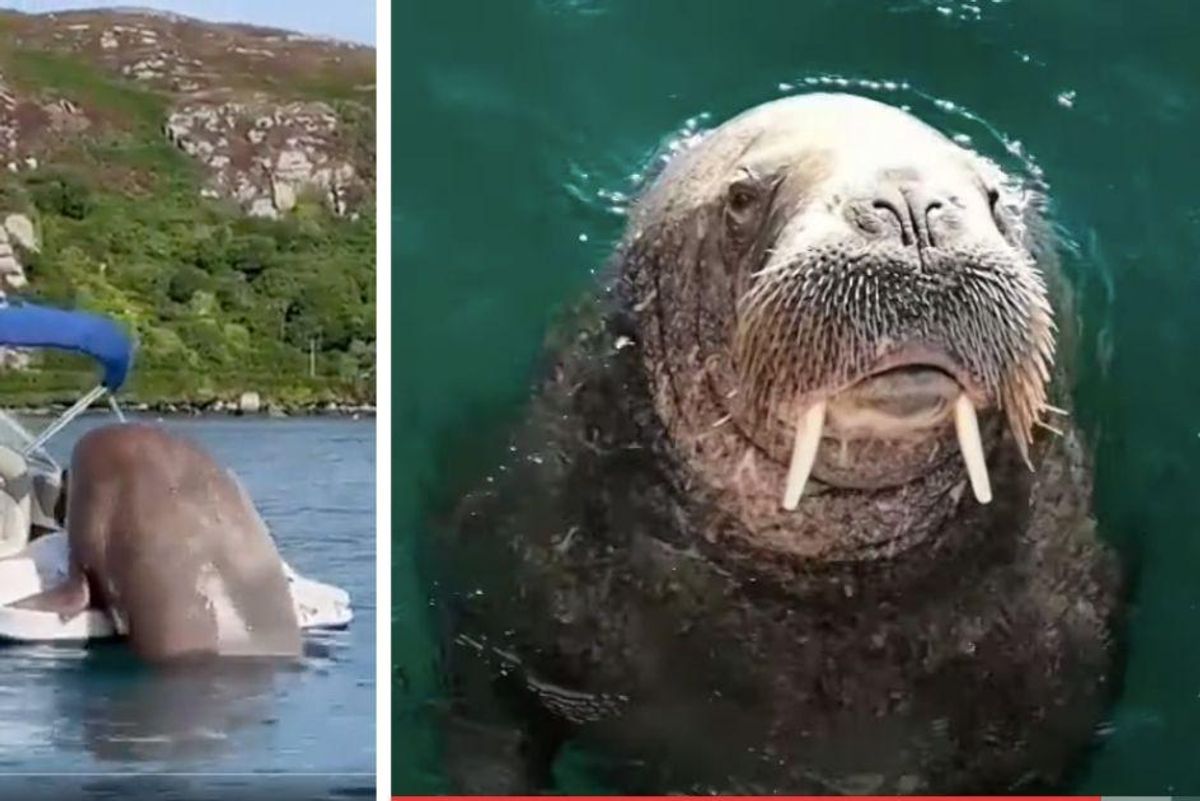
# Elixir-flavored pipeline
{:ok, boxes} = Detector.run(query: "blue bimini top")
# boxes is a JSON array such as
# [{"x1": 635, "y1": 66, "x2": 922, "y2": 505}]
[{"x1": 0, "y1": 301, "x2": 135, "y2": 390}]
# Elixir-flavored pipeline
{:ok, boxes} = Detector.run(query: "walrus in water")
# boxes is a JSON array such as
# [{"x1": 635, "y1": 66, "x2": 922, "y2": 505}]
[
  {"x1": 432, "y1": 93, "x2": 1121, "y2": 794},
  {"x1": 15, "y1": 422, "x2": 301, "y2": 662}
]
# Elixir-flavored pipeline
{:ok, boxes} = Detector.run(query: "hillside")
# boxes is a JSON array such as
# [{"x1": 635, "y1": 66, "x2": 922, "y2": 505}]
[{"x1": 0, "y1": 7, "x2": 375, "y2": 410}]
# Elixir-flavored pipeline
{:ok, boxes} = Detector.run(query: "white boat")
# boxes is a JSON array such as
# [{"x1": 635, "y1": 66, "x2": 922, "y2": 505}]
[
  {"x1": 0, "y1": 531, "x2": 352, "y2": 642},
  {"x1": 0, "y1": 300, "x2": 353, "y2": 643}
]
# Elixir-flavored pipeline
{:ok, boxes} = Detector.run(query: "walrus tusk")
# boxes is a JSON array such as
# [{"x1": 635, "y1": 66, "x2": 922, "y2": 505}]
[
  {"x1": 953, "y1": 394, "x2": 992, "y2": 504},
  {"x1": 782, "y1": 401, "x2": 826, "y2": 511}
]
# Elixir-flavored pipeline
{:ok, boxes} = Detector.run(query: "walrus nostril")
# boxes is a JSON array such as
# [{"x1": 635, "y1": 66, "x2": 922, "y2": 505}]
[
  {"x1": 895, "y1": 190, "x2": 945, "y2": 250},
  {"x1": 870, "y1": 199, "x2": 910, "y2": 246},
  {"x1": 924, "y1": 199, "x2": 944, "y2": 247}
]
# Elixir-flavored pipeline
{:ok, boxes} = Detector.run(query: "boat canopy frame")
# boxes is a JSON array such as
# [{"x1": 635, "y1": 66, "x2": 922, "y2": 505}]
[{"x1": 0, "y1": 300, "x2": 135, "y2": 471}]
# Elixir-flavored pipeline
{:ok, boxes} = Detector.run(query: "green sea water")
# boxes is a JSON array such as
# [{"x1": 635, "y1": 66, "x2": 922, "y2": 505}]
[{"x1": 396, "y1": 0, "x2": 1200, "y2": 793}]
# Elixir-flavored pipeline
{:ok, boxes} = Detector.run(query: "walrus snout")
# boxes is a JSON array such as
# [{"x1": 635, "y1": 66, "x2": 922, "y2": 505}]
[{"x1": 848, "y1": 182, "x2": 962, "y2": 251}]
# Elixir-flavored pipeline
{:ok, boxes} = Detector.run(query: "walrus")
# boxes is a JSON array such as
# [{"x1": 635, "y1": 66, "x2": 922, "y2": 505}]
[
  {"x1": 430, "y1": 92, "x2": 1122, "y2": 794},
  {"x1": 14, "y1": 422, "x2": 301, "y2": 662}
]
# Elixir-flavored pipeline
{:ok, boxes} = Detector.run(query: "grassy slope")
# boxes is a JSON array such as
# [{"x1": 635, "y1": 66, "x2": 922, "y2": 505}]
[{"x1": 0, "y1": 41, "x2": 375, "y2": 408}]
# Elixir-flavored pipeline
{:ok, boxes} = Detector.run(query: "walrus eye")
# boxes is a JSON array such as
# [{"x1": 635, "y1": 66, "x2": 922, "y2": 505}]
[
  {"x1": 729, "y1": 183, "x2": 757, "y2": 213},
  {"x1": 986, "y1": 187, "x2": 1008, "y2": 234},
  {"x1": 723, "y1": 173, "x2": 770, "y2": 261},
  {"x1": 725, "y1": 175, "x2": 764, "y2": 225}
]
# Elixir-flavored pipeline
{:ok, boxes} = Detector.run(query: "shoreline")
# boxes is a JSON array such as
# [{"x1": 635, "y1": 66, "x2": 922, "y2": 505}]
[{"x1": 8, "y1": 401, "x2": 378, "y2": 419}]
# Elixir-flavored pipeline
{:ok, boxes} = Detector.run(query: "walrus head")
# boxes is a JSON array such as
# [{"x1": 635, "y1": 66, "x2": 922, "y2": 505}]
[{"x1": 620, "y1": 93, "x2": 1060, "y2": 560}]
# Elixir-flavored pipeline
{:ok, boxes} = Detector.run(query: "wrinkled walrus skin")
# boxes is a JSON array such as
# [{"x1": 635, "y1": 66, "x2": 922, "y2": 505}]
[
  {"x1": 431, "y1": 95, "x2": 1122, "y2": 794},
  {"x1": 18, "y1": 423, "x2": 301, "y2": 663}
]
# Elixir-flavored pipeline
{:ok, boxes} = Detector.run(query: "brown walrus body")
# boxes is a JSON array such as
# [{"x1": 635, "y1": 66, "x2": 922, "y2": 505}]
[
  {"x1": 18, "y1": 422, "x2": 301, "y2": 662},
  {"x1": 433, "y1": 93, "x2": 1121, "y2": 794}
]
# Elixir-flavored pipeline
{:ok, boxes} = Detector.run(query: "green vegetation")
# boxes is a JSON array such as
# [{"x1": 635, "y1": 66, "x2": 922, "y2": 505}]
[
  {"x1": 0, "y1": 46, "x2": 375, "y2": 408},
  {"x1": 3, "y1": 48, "x2": 167, "y2": 133}
]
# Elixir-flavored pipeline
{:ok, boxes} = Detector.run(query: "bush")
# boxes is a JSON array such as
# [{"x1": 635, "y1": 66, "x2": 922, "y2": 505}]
[
  {"x1": 29, "y1": 173, "x2": 94, "y2": 220},
  {"x1": 167, "y1": 264, "x2": 213, "y2": 303}
]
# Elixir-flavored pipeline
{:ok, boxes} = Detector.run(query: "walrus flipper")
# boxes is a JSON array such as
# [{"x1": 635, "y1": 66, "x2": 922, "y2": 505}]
[
  {"x1": 435, "y1": 303, "x2": 648, "y2": 793},
  {"x1": 524, "y1": 674, "x2": 628, "y2": 726},
  {"x1": 443, "y1": 713, "x2": 561, "y2": 794},
  {"x1": 441, "y1": 634, "x2": 573, "y2": 794},
  {"x1": 10, "y1": 567, "x2": 90, "y2": 621}
]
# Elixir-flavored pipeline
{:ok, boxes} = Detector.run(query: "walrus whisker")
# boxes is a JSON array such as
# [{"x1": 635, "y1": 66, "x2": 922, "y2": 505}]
[
  {"x1": 733, "y1": 247, "x2": 1055, "y2": 443},
  {"x1": 1034, "y1": 419, "x2": 1066, "y2": 437}
]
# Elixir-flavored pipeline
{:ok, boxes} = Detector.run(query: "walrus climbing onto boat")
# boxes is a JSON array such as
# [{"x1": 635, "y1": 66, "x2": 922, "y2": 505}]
[
  {"x1": 433, "y1": 93, "x2": 1121, "y2": 794},
  {"x1": 15, "y1": 422, "x2": 301, "y2": 662}
]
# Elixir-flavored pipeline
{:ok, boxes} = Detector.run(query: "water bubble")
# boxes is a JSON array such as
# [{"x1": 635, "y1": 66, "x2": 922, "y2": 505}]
[
  {"x1": 578, "y1": 233, "x2": 588, "y2": 242},
  {"x1": 597, "y1": 188, "x2": 628, "y2": 203}
]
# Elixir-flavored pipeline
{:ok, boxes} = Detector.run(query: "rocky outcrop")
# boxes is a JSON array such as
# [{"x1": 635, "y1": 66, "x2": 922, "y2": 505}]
[
  {"x1": 4, "y1": 214, "x2": 37, "y2": 254},
  {"x1": 0, "y1": 73, "x2": 91, "y2": 171},
  {"x1": 0, "y1": 8, "x2": 374, "y2": 216},
  {"x1": 0, "y1": 77, "x2": 16, "y2": 163},
  {"x1": 0, "y1": 214, "x2": 37, "y2": 291},
  {"x1": 164, "y1": 98, "x2": 362, "y2": 218},
  {"x1": 0, "y1": 213, "x2": 37, "y2": 368},
  {"x1": 237, "y1": 391, "x2": 262, "y2": 414},
  {"x1": 0, "y1": 231, "x2": 23, "y2": 289}
]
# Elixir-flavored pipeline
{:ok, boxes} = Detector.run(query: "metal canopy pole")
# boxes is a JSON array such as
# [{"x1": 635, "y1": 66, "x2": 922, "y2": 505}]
[{"x1": 21, "y1": 384, "x2": 107, "y2": 458}]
